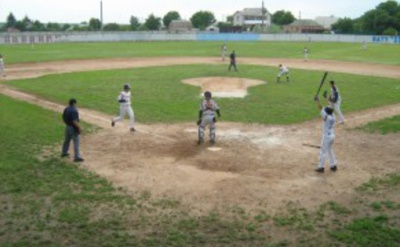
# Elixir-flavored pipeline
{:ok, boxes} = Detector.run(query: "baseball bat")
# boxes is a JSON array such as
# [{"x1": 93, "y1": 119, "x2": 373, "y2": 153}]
[
  {"x1": 302, "y1": 143, "x2": 321, "y2": 149},
  {"x1": 315, "y1": 72, "x2": 328, "y2": 97}
]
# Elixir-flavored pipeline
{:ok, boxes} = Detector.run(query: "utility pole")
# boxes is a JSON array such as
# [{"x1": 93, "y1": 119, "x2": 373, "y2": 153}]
[
  {"x1": 261, "y1": 0, "x2": 266, "y2": 32},
  {"x1": 100, "y1": 1, "x2": 103, "y2": 31}
]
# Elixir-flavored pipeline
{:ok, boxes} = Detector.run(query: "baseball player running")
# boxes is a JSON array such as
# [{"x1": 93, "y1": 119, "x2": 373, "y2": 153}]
[
  {"x1": 277, "y1": 64, "x2": 290, "y2": 83},
  {"x1": 111, "y1": 84, "x2": 136, "y2": 132},
  {"x1": 314, "y1": 96, "x2": 337, "y2": 173},
  {"x1": 328, "y1": 80, "x2": 345, "y2": 124},
  {"x1": 197, "y1": 91, "x2": 221, "y2": 145}
]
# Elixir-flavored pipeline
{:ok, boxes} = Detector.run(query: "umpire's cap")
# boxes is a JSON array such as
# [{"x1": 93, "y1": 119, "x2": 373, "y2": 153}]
[
  {"x1": 69, "y1": 98, "x2": 77, "y2": 105},
  {"x1": 123, "y1": 84, "x2": 130, "y2": 90}
]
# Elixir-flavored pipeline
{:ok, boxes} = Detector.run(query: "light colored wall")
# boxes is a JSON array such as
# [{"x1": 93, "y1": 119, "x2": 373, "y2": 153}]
[{"x1": 0, "y1": 32, "x2": 399, "y2": 44}]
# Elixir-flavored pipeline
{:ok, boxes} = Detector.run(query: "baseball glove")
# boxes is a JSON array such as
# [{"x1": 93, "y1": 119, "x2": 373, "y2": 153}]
[{"x1": 322, "y1": 90, "x2": 328, "y2": 99}]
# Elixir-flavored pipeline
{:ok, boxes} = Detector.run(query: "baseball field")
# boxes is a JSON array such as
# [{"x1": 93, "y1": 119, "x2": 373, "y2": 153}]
[{"x1": 1, "y1": 41, "x2": 400, "y2": 246}]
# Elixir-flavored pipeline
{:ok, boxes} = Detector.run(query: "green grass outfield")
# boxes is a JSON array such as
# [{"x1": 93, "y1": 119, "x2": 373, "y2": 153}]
[
  {"x1": 1, "y1": 94, "x2": 400, "y2": 246},
  {"x1": 1, "y1": 41, "x2": 400, "y2": 65},
  {"x1": 4, "y1": 64, "x2": 400, "y2": 124}
]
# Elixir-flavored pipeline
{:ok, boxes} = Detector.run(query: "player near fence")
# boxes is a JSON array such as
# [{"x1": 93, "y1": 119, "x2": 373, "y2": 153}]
[
  {"x1": 277, "y1": 64, "x2": 290, "y2": 83},
  {"x1": 197, "y1": 91, "x2": 221, "y2": 145},
  {"x1": 314, "y1": 96, "x2": 337, "y2": 173},
  {"x1": 303, "y1": 46, "x2": 309, "y2": 61},
  {"x1": 111, "y1": 83, "x2": 136, "y2": 132}
]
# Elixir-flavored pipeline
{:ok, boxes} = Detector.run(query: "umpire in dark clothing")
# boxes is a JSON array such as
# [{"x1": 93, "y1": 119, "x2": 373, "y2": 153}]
[
  {"x1": 228, "y1": 50, "x2": 238, "y2": 71},
  {"x1": 61, "y1": 98, "x2": 84, "y2": 162}
]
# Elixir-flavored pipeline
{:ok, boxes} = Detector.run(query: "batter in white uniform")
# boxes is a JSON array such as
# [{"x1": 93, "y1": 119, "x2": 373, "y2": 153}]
[
  {"x1": 314, "y1": 96, "x2": 337, "y2": 173},
  {"x1": 111, "y1": 84, "x2": 135, "y2": 132},
  {"x1": 197, "y1": 91, "x2": 221, "y2": 145},
  {"x1": 277, "y1": 64, "x2": 290, "y2": 83},
  {"x1": 329, "y1": 80, "x2": 345, "y2": 124}
]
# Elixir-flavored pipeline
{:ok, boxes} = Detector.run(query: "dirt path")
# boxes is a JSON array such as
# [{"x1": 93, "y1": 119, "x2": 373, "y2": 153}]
[
  {"x1": 2, "y1": 57, "x2": 400, "y2": 80},
  {"x1": 1, "y1": 83, "x2": 400, "y2": 213}
]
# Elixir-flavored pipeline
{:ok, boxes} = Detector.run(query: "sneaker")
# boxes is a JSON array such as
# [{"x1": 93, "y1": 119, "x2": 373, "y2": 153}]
[
  {"x1": 61, "y1": 153, "x2": 70, "y2": 158},
  {"x1": 330, "y1": 166, "x2": 337, "y2": 172},
  {"x1": 315, "y1": 167, "x2": 324, "y2": 173},
  {"x1": 74, "y1": 157, "x2": 84, "y2": 162},
  {"x1": 130, "y1": 127, "x2": 136, "y2": 132},
  {"x1": 111, "y1": 120, "x2": 115, "y2": 127}
]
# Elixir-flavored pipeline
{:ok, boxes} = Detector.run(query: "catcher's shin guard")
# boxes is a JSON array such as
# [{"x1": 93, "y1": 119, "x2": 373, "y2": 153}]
[
  {"x1": 210, "y1": 126, "x2": 216, "y2": 142},
  {"x1": 198, "y1": 126, "x2": 205, "y2": 144}
]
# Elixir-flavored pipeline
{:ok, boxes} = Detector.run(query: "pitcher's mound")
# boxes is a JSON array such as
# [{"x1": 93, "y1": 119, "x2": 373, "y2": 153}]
[{"x1": 182, "y1": 77, "x2": 266, "y2": 98}]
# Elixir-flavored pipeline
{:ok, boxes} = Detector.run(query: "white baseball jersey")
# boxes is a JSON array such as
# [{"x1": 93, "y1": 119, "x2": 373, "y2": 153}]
[
  {"x1": 321, "y1": 109, "x2": 335, "y2": 137},
  {"x1": 118, "y1": 91, "x2": 131, "y2": 106},
  {"x1": 279, "y1": 66, "x2": 289, "y2": 73},
  {"x1": 200, "y1": 99, "x2": 219, "y2": 116}
]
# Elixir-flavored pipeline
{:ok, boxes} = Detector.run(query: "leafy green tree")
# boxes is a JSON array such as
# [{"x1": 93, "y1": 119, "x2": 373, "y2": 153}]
[
  {"x1": 89, "y1": 18, "x2": 101, "y2": 31},
  {"x1": 103, "y1": 23, "x2": 120, "y2": 31},
  {"x1": 272, "y1": 10, "x2": 295, "y2": 25},
  {"x1": 14, "y1": 21, "x2": 27, "y2": 31},
  {"x1": 129, "y1": 16, "x2": 140, "y2": 30},
  {"x1": 47, "y1": 22, "x2": 61, "y2": 31},
  {"x1": 6, "y1": 13, "x2": 17, "y2": 28},
  {"x1": 62, "y1": 24, "x2": 72, "y2": 31},
  {"x1": 331, "y1": 18, "x2": 354, "y2": 33},
  {"x1": 190, "y1": 11, "x2": 216, "y2": 30},
  {"x1": 226, "y1": 15, "x2": 233, "y2": 23},
  {"x1": 31, "y1": 20, "x2": 45, "y2": 31},
  {"x1": 163, "y1": 11, "x2": 181, "y2": 28},
  {"x1": 360, "y1": 1, "x2": 400, "y2": 34},
  {"x1": 383, "y1": 27, "x2": 398, "y2": 35},
  {"x1": 144, "y1": 14, "x2": 161, "y2": 30}
]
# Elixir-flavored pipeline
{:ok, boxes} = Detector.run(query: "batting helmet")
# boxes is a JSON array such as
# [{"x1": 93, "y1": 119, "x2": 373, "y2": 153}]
[
  {"x1": 324, "y1": 106, "x2": 334, "y2": 115},
  {"x1": 204, "y1": 91, "x2": 212, "y2": 98},
  {"x1": 123, "y1": 84, "x2": 130, "y2": 90}
]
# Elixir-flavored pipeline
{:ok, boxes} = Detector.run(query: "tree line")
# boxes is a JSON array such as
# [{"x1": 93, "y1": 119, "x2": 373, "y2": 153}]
[{"x1": 1, "y1": 0, "x2": 399, "y2": 34}]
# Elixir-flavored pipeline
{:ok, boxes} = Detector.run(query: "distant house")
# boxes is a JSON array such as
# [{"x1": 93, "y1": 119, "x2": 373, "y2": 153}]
[
  {"x1": 283, "y1": 19, "x2": 324, "y2": 33},
  {"x1": 168, "y1": 20, "x2": 193, "y2": 32},
  {"x1": 205, "y1": 24, "x2": 219, "y2": 32},
  {"x1": 232, "y1": 8, "x2": 271, "y2": 30},
  {"x1": 314, "y1": 16, "x2": 339, "y2": 29}
]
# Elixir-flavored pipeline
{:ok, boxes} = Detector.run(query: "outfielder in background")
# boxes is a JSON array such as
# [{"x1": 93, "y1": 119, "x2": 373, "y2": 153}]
[
  {"x1": 228, "y1": 50, "x2": 238, "y2": 71},
  {"x1": 277, "y1": 64, "x2": 290, "y2": 83},
  {"x1": 325, "y1": 80, "x2": 345, "y2": 124},
  {"x1": 303, "y1": 46, "x2": 309, "y2": 61},
  {"x1": 221, "y1": 43, "x2": 227, "y2": 61},
  {"x1": 314, "y1": 96, "x2": 337, "y2": 173},
  {"x1": 197, "y1": 91, "x2": 221, "y2": 145},
  {"x1": 111, "y1": 83, "x2": 136, "y2": 132},
  {"x1": 0, "y1": 55, "x2": 5, "y2": 77}
]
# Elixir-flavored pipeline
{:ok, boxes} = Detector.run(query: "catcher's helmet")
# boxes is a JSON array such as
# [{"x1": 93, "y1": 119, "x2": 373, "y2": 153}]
[
  {"x1": 324, "y1": 106, "x2": 334, "y2": 115},
  {"x1": 123, "y1": 84, "x2": 130, "y2": 90},
  {"x1": 204, "y1": 91, "x2": 212, "y2": 98}
]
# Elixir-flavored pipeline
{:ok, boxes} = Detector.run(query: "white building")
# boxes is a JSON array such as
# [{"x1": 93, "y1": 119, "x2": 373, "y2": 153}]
[
  {"x1": 233, "y1": 8, "x2": 271, "y2": 29},
  {"x1": 314, "y1": 16, "x2": 339, "y2": 29}
]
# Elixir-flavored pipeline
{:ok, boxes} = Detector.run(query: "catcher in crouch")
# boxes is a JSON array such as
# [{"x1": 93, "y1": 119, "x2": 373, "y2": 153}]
[{"x1": 197, "y1": 91, "x2": 221, "y2": 145}]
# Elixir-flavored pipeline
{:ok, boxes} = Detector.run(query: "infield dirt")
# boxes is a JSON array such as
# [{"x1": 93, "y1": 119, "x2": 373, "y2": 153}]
[{"x1": 1, "y1": 58, "x2": 400, "y2": 214}]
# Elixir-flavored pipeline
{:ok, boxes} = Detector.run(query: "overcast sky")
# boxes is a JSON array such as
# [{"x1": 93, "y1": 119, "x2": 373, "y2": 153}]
[{"x1": 0, "y1": 0, "x2": 391, "y2": 24}]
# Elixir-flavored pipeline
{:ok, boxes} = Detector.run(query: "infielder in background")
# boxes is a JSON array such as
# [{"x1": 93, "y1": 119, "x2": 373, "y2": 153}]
[
  {"x1": 0, "y1": 55, "x2": 5, "y2": 77},
  {"x1": 277, "y1": 64, "x2": 290, "y2": 83},
  {"x1": 327, "y1": 80, "x2": 345, "y2": 124},
  {"x1": 303, "y1": 46, "x2": 309, "y2": 61},
  {"x1": 197, "y1": 91, "x2": 221, "y2": 145},
  {"x1": 228, "y1": 50, "x2": 238, "y2": 71},
  {"x1": 111, "y1": 84, "x2": 136, "y2": 132},
  {"x1": 314, "y1": 96, "x2": 337, "y2": 173},
  {"x1": 221, "y1": 43, "x2": 227, "y2": 61}
]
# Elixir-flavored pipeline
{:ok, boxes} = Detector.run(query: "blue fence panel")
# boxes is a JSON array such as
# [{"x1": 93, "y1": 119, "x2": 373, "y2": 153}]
[{"x1": 197, "y1": 33, "x2": 260, "y2": 41}]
